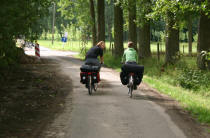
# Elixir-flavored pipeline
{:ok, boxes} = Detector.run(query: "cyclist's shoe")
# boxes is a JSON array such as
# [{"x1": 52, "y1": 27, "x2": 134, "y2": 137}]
[
  {"x1": 85, "y1": 84, "x2": 88, "y2": 88},
  {"x1": 134, "y1": 85, "x2": 137, "y2": 90}
]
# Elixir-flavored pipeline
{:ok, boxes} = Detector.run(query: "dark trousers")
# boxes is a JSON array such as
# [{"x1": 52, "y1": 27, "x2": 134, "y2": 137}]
[
  {"x1": 85, "y1": 58, "x2": 101, "y2": 71},
  {"x1": 125, "y1": 61, "x2": 137, "y2": 65}
]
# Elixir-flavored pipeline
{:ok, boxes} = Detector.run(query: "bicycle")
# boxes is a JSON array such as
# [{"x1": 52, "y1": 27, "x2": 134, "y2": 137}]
[
  {"x1": 80, "y1": 65, "x2": 100, "y2": 95},
  {"x1": 120, "y1": 63, "x2": 144, "y2": 98}
]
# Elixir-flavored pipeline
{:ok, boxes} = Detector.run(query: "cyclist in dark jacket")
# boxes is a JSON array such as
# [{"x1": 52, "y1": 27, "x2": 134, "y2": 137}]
[{"x1": 85, "y1": 41, "x2": 105, "y2": 67}]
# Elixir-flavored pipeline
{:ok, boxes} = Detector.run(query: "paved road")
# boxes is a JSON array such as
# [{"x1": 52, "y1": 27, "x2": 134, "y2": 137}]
[{"x1": 25, "y1": 47, "x2": 208, "y2": 138}]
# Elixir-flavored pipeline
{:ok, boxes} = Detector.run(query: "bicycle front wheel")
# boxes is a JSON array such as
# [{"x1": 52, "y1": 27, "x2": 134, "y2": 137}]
[{"x1": 129, "y1": 86, "x2": 133, "y2": 98}]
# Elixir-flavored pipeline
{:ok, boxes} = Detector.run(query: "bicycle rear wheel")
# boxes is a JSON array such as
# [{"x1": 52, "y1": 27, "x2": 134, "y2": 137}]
[
  {"x1": 128, "y1": 75, "x2": 134, "y2": 98},
  {"x1": 88, "y1": 75, "x2": 92, "y2": 95}
]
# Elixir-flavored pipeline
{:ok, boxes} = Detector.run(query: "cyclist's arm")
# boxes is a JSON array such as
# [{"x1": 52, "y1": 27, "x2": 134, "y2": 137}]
[{"x1": 100, "y1": 56, "x2": 104, "y2": 64}]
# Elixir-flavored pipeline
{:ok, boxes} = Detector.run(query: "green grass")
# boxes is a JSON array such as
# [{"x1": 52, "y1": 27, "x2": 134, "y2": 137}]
[
  {"x1": 144, "y1": 76, "x2": 210, "y2": 123},
  {"x1": 39, "y1": 39, "x2": 198, "y2": 55},
  {"x1": 38, "y1": 40, "x2": 92, "y2": 52},
  {"x1": 150, "y1": 42, "x2": 197, "y2": 54}
]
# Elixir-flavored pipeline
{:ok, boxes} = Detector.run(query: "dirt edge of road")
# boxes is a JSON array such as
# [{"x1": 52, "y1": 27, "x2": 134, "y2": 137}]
[{"x1": 0, "y1": 58, "x2": 73, "y2": 138}]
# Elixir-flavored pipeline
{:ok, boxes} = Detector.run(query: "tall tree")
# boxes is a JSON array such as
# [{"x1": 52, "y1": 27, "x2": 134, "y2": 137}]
[
  {"x1": 128, "y1": 0, "x2": 137, "y2": 50},
  {"x1": 138, "y1": 20, "x2": 151, "y2": 58},
  {"x1": 149, "y1": 0, "x2": 182, "y2": 64},
  {"x1": 187, "y1": 17, "x2": 193, "y2": 56},
  {"x1": 197, "y1": 10, "x2": 210, "y2": 53},
  {"x1": 197, "y1": 8, "x2": 210, "y2": 69},
  {"x1": 165, "y1": 12, "x2": 179, "y2": 64},
  {"x1": 114, "y1": 0, "x2": 124, "y2": 56},
  {"x1": 105, "y1": 0, "x2": 114, "y2": 49},
  {"x1": 89, "y1": 0, "x2": 97, "y2": 45},
  {"x1": 137, "y1": 0, "x2": 151, "y2": 58},
  {"x1": 97, "y1": 0, "x2": 105, "y2": 42}
]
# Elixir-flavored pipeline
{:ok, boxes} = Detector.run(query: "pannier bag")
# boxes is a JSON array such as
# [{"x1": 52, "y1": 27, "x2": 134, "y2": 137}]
[
  {"x1": 121, "y1": 64, "x2": 144, "y2": 74},
  {"x1": 120, "y1": 64, "x2": 144, "y2": 85},
  {"x1": 120, "y1": 72, "x2": 129, "y2": 85},
  {"x1": 80, "y1": 72, "x2": 87, "y2": 84},
  {"x1": 92, "y1": 72, "x2": 99, "y2": 83},
  {"x1": 134, "y1": 73, "x2": 143, "y2": 85},
  {"x1": 80, "y1": 64, "x2": 100, "y2": 72}
]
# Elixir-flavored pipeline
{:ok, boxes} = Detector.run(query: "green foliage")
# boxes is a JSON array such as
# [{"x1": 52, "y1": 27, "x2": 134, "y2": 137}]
[
  {"x1": 104, "y1": 52, "x2": 122, "y2": 70},
  {"x1": 0, "y1": 0, "x2": 52, "y2": 66},
  {"x1": 177, "y1": 68, "x2": 210, "y2": 90}
]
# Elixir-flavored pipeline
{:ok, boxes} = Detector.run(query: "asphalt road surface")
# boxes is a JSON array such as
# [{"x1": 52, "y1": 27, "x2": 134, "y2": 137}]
[{"x1": 25, "y1": 47, "x2": 209, "y2": 138}]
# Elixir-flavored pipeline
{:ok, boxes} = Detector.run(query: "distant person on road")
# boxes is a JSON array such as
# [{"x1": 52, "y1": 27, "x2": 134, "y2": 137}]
[
  {"x1": 85, "y1": 41, "x2": 105, "y2": 67},
  {"x1": 121, "y1": 41, "x2": 138, "y2": 64}
]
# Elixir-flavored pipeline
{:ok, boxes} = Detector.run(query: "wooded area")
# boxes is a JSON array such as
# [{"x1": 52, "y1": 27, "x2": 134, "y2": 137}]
[{"x1": 1, "y1": 0, "x2": 210, "y2": 68}]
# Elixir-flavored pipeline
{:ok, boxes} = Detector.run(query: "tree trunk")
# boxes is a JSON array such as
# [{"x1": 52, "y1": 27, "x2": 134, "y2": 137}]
[
  {"x1": 138, "y1": 20, "x2": 151, "y2": 58},
  {"x1": 108, "y1": 20, "x2": 112, "y2": 50},
  {"x1": 165, "y1": 14, "x2": 179, "y2": 64},
  {"x1": 197, "y1": 11, "x2": 210, "y2": 69},
  {"x1": 89, "y1": 0, "x2": 97, "y2": 46},
  {"x1": 188, "y1": 17, "x2": 192, "y2": 56},
  {"x1": 114, "y1": 1, "x2": 123, "y2": 56},
  {"x1": 97, "y1": 0, "x2": 105, "y2": 42},
  {"x1": 197, "y1": 14, "x2": 210, "y2": 52},
  {"x1": 128, "y1": 0, "x2": 137, "y2": 50},
  {"x1": 44, "y1": 31, "x2": 47, "y2": 40}
]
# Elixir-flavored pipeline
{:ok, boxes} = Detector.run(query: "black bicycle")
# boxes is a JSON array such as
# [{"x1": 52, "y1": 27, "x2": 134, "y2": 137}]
[
  {"x1": 120, "y1": 63, "x2": 144, "y2": 98},
  {"x1": 80, "y1": 65, "x2": 100, "y2": 95}
]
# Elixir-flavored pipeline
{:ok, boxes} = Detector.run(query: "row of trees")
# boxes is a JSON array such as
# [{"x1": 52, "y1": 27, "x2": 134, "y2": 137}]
[
  {"x1": 55, "y1": 0, "x2": 210, "y2": 68},
  {"x1": 1, "y1": 0, "x2": 210, "y2": 68}
]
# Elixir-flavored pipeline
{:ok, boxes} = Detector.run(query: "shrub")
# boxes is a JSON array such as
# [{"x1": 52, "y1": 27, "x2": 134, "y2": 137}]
[{"x1": 177, "y1": 68, "x2": 209, "y2": 90}]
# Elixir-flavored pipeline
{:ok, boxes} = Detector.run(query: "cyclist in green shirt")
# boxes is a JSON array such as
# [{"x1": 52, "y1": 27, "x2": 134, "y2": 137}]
[
  {"x1": 121, "y1": 41, "x2": 138, "y2": 90},
  {"x1": 121, "y1": 41, "x2": 138, "y2": 64}
]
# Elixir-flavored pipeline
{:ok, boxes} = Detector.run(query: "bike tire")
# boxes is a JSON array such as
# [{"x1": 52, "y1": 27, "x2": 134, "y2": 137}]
[
  {"x1": 128, "y1": 75, "x2": 134, "y2": 98},
  {"x1": 88, "y1": 75, "x2": 92, "y2": 95},
  {"x1": 129, "y1": 86, "x2": 133, "y2": 98},
  {"x1": 93, "y1": 83, "x2": 98, "y2": 91}
]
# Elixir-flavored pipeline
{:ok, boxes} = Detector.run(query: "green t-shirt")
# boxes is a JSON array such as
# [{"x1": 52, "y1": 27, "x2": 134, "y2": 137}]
[{"x1": 121, "y1": 48, "x2": 138, "y2": 63}]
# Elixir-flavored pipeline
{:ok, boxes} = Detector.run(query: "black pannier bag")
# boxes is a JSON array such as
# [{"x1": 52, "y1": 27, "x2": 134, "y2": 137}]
[
  {"x1": 134, "y1": 73, "x2": 143, "y2": 85},
  {"x1": 92, "y1": 72, "x2": 99, "y2": 83},
  {"x1": 80, "y1": 72, "x2": 87, "y2": 84},
  {"x1": 121, "y1": 64, "x2": 144, "y2": 73},
  {"x1": 80, "y1": 64, "x2": 100, "y2": 72},
  {"x1": 121, "y1": 64, "x2": 144, "y2": 85},
  {"x1": 120, "y1": 72, "x2": 129, "y2": 85}
]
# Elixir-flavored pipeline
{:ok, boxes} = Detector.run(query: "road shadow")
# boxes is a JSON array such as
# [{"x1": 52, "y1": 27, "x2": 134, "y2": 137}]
[{"x1": 132, "y1": 94, "x2": 174, "y2": 103}]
